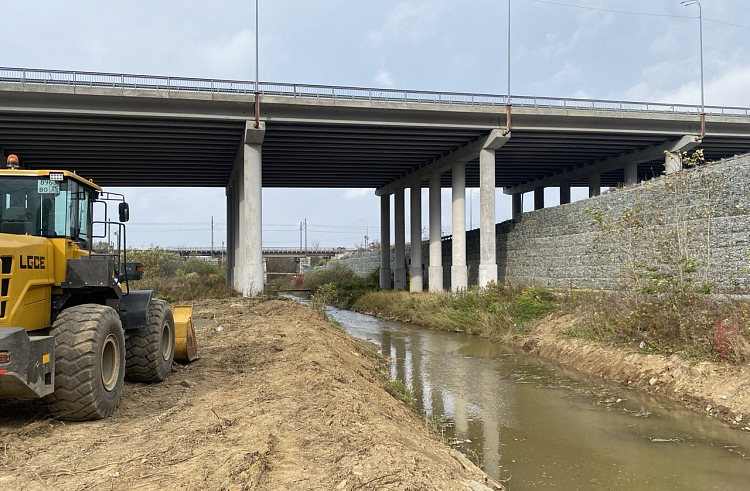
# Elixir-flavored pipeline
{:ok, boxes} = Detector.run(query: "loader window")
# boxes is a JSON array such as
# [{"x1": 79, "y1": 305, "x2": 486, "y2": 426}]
[{"x1": 0, "y1": 176, "x2": 93, "y2": 246}]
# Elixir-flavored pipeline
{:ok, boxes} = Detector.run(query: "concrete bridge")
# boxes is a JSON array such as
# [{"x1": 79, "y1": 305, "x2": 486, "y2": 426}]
[
  {"x1": 159, "y1": 246, "x2": 342, "y2": 259},
  {"x1": 1, "y1": 67, "x2": 749, "y2": 295}
]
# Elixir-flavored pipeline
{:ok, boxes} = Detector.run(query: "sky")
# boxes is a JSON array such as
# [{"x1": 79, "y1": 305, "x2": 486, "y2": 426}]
[{"x1": 2, "y1": 0, "x2": 749, "y2": 248}]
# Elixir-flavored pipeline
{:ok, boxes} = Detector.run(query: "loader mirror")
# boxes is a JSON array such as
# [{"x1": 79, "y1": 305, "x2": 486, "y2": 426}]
[{"x1": 118, "y1": 202, "x2": 130, "y2": 223}]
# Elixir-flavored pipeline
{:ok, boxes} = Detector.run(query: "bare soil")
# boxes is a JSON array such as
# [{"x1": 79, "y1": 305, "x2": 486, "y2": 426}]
[
  {"x1": 518, "y1": 314, "x2": 750, "y2": 430},
  {"x1": 0, "y1": 298, "x2": 502, "y2": 491}
]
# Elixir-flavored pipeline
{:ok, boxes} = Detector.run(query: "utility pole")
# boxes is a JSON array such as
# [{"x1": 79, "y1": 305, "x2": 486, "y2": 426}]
[
  {"x1": 211, "y1": 216, "x2": 214, "y2": 259},
  {"x1": 304, "y1": 218, "x2": 308, "y2": 255},
  {"x1": 299, "y1": 221, "x2": 303, "y2": 250}
]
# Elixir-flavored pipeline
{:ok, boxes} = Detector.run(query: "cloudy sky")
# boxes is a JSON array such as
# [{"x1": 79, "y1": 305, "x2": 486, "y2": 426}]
[{"x1": 2, "y1": 0, "x2": 749, "y2": 248}]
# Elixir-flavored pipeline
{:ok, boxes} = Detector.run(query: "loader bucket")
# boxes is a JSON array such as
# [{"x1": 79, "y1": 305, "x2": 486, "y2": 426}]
[{"x1": 172, "y1": 305, "x2": 198, "y2": 362}]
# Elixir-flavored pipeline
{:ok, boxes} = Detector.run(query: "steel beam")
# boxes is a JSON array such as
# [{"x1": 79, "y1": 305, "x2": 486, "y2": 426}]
[
  {"x1": 502, "y1": 135, "x2": 700, "y2": 195},
  {"x1": 376, "y1": 129, "x2": 510, "y2": 196}
]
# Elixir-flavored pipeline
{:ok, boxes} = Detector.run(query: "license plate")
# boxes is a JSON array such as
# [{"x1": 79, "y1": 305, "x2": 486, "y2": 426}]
[{"x1": 38, "y1": 179, "x2": 60, "y2": 195}]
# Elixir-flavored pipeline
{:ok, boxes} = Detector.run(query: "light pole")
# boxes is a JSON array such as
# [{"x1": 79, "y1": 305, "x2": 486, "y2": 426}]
[
  {"x1": 358, "y1": 219, "x2": 369, "y2": 250},
  {"x1": 254, "y1": 0, "x2": 260, "y2": 128},
  {"x1": 681, "y1": 0, "x2": 705, "y2": 138},
  {"x1": 503, "y1": 0, "x2": 512, "y2": 135}
]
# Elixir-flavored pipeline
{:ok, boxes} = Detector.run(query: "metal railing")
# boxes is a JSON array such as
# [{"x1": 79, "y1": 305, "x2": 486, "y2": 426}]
[
  {"x1": 154, "y1": 245, "x2": 342, "y2": 254},
  {"x1": 1, "y1": 66, "x2": 749, "y2": 118}
]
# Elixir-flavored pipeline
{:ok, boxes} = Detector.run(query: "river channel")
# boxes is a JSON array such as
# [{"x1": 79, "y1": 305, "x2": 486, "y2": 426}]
[{"x1": 305, "y1": 300, "x2": 750, "y2": 490}]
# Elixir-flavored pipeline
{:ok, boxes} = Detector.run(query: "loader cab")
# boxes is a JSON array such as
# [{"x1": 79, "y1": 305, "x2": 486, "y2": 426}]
[{"x1": 0, "y1": 171, "x2": 96, "y2": 249}]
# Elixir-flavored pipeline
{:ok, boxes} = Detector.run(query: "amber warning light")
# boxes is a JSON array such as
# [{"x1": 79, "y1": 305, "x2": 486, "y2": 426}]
[{"x1": 6, "y1": 154, "x2": 19, "y2": 169}]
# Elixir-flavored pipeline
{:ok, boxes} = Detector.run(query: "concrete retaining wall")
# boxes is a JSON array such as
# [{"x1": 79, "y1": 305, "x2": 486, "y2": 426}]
[{"x1": 324, "y1": 153, "x2": 750, "y2": 293}]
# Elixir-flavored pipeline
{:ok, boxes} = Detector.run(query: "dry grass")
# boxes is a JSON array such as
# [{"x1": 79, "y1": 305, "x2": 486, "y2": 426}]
[
  {"x1": 352, "y1": 285, "x2": 556, "y2": 340},
  {"x1": 128, "y1": 274, "x2": 239, "y2": 303},
  {"x1": 558, "y1": 290, "x2": 750, "y2": 363}
]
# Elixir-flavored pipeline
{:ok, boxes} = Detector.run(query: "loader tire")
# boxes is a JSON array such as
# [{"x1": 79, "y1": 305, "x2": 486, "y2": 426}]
[
  {"x1": 125, "y1": 299, "x2": 175, "y2": 383},
  {"x1": 44, "y1": 304, "x2": 125, "y2": 421}
]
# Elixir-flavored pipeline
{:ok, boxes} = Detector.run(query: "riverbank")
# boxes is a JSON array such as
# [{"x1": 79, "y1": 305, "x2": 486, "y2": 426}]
[
  {"x1": 0, "y1": 298, "x2": 502, "y2": 491},
  {"x1": 351, "y1": 289, "x2": 750, "y2": 430}
]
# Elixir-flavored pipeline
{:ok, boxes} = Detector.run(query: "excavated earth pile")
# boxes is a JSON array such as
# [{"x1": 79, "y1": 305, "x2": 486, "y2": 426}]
[{"x1": 0, "y1": 298, "x2": 501, "y2": 491}]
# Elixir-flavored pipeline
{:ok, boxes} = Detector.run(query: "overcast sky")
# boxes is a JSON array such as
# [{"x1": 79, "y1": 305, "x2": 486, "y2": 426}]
[{"x1": 2, "y1": 0, "x2": 749, "y2": 248}]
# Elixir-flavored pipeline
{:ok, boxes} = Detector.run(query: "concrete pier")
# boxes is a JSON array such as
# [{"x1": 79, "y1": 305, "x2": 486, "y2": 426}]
[
  {"x1": 234, "y1": 121, "x2": 265, "y2": 297},
  {"x1": 589, "y1": 173, "x2": 601, "y2": 197},
  {"x1": 560, "y1": 182, "x2": 571, "y2": 205},
  {"x1": 624, "y1": 161, "x2": 638, "y2": 185},
  {"x1": 428, "y1": 173, "x2": 443, "y2": 292},
  {"x1": 478, "y1": 147, "x2": 497, "y2": 287},
  {"x1": 394, "y1": 188, "x2": 407, "y2": 290},
  {"x1": 665, "y1": 151, "x2": 683, "y2": 174},
  {"x1": 534, "y1": 187, "x2": 545, "y2": 210},
  {"x1": 380, "y1": 194, "x2": 391, "y2": 289},
  {"x1": 512, "y1": 192, "x2": 522, "y2": 219},
  {"x1": 451, "y1": 162, "x2": 467, "y2": 291},
  {"x1": 410, "y1": 183, "x2": 423, "y2": 292}
]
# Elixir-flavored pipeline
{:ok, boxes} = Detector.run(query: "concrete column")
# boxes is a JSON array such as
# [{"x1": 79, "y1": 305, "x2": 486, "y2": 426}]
[
  {"x1": 394, "y1": 188, "x2": 407, "y2": 290},
  {"x1": 511, "y1": 192, "x2": 522, "y2": 219},
  {"x1": 409, "y1": 183, "x2": 423, "y2": 292},
  {"x1": 624, "y1": 161, "x2": 638, "y2": 185},
  {"x1": 588, "y1": 173, "x2": 601, "y2": 197},
  {"x1": 478, "y1": 147, "x2": 497, "y2": 287},
  {"x1": 665, "y1": 151, "x2": 683, "y2": 175},
  {"x1": 380, "y1": 194, "x2": 391, "y2": 289},
  {"x1": 534, "y1": 187, "x2": 545, "y2": 210},
  {"x1": 233, "y1": 153, "x2": 243, "y2": 290},
  {"x1": 241, "y1": 122, "x2": 265, "y2": 297},
  {"x1": 560, "y1": 181, "x2": 571, "y2": 205},
  {"x1": 225, "y1": 184, "x2": 234, "y2": 286},
  {"x1": 451, "y1": 162, "x2": 468, "y2": 291},
  {"x1": 428, "y1": 173, "x2": 443, "y2": 292}
]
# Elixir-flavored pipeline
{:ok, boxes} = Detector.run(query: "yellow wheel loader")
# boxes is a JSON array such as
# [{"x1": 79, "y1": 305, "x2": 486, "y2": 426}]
[{"x1": 0, "y1": 155, "x2": 198, "y2": 421}]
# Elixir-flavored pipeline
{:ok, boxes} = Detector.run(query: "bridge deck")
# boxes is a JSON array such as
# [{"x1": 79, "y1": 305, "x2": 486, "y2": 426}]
[{"x1": 0, "y1": 67, "x2": 749, "y2": 189}]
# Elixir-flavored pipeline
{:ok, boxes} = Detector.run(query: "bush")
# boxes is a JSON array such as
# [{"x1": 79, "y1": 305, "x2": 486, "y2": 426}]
[
  {"x1": 124, "y1": 248, "x2": 236, "y2": 302},
  {"x1": 300, "y1": 264, "x2": 379, "y2": 308}
]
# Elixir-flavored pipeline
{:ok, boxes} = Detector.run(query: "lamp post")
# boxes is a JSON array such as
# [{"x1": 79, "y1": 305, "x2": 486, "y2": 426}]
[
  {"x1": 254, "y1": 0, "x2": 260, "y2": 128},
  {"x1": 503, "y1": 0, "x2": 512, "y2": 135},
  {"x1": 681, "y1": 0, "x2": 705, "y2": 138},
  {"x1": 358, "y1": 219, "x2": 369, "y2": 250}
]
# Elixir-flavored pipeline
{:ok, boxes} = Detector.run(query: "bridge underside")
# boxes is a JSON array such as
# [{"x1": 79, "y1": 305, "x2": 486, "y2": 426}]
[
  {"x1": 1, "y1": 80, "x2": 750, "y2": 295},
  {"x1": 2, "y1": 111, "x2": 750, "y2": 189}
]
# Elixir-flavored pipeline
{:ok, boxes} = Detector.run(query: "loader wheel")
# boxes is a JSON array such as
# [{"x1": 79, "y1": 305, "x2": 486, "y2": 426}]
[
  {"x1": 125, "y1": 299, "x2": 175, "y2": 383},
  {"x1": 44, "y1": 304, "x2": 125, "y2": 421}
]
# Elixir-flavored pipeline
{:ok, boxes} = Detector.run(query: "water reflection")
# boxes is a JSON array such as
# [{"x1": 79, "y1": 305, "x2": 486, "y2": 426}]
[{"x1": 325, "y1": 305, "x2": 750, "y2": 491}]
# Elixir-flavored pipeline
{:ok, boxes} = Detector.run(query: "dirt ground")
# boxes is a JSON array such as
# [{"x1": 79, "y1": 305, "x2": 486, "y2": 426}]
[
  {"x1": 518, "y1": 314, "x2": 750, "y2": 430},
  {"x1": 0, "y1": 298, "x2": 502, "y2": 491}
]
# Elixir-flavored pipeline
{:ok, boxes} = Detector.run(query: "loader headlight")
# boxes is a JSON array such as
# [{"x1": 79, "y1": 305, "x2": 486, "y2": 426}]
[{"x1": 49, "y1": 172, "x2": 64, "y2": 181}]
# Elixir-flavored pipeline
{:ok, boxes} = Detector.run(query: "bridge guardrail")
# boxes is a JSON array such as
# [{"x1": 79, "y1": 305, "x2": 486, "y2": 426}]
[{"x1": 1, "y1": 66, "x2": 749, "y2": 118}]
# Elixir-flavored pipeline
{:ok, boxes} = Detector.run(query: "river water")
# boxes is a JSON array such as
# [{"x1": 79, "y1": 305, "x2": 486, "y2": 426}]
[{"x1": 315, "y1": 303, "x2": 750, "y2": 491}]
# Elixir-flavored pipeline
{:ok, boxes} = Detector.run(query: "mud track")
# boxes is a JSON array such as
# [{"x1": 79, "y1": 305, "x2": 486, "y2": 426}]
[{"x1": 0, "y1": 298, "x2": 501, "y2": 491}]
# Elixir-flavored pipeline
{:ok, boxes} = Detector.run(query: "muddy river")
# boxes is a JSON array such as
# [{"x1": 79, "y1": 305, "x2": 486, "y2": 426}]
[{"x1": 320, "y1": 304, "x2": 750, "y2": 490}]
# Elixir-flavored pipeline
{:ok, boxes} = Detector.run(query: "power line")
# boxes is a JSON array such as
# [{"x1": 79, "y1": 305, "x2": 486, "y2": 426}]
[
  {"x1": 527, "y1": 0, "x2": 750, "y2": 29},
  {"x1": 704, "y1": 18, "x2": 750, "y2": 31},
  {"x1": 528, "y1": 0, "x2": 694, "y2": 18}
]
